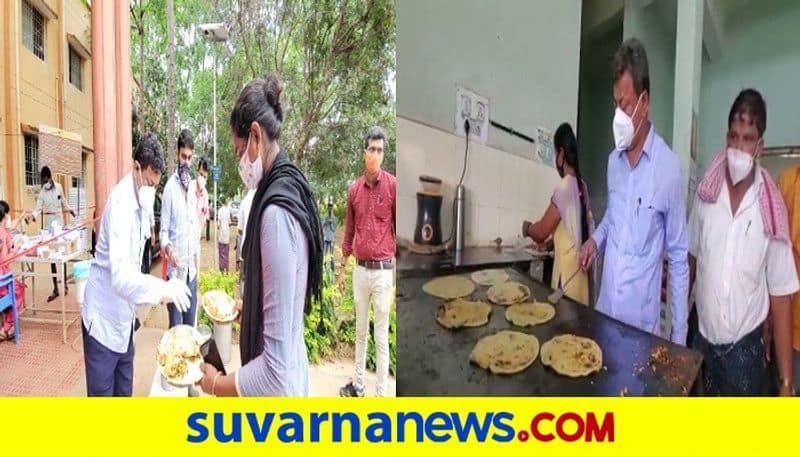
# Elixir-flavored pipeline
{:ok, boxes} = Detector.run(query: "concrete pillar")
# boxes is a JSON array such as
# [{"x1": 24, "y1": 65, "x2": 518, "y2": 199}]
[
  {"x1": 671, "y1": 0, "x2": 704, "y2": 194},
  {"x1": 91, "y1": 1, "x2": 132, "y2": 217},
  {"x1": 2, "y1": 1, "x2": 22, "y2": 210}
]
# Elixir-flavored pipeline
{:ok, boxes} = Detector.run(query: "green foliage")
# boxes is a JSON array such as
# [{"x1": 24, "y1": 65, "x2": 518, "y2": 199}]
[
  {"x1": 304, "y1": 263, "x2": 341, "y2": 363},
  {"x1": 131, "y1": 0, "x2": 396, "y2": 210},
  {"x1": 197, "y1": 270, "x2": 239, "y2": 330}
]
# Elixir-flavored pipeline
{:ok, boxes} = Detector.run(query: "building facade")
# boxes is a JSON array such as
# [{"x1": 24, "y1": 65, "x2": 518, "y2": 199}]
[{"x1": 1, "y1": 0, "x2": 95, "y2": 227}]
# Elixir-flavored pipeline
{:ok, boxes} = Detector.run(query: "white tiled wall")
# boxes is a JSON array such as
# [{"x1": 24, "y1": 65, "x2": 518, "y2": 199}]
[{"x1": 397, "y1": 117, "x2": 561, "y2": 247}]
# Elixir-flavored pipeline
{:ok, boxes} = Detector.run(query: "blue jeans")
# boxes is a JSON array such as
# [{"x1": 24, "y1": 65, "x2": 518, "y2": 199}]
[{"x1": 168, "y1": 273, "x2": 198, "y2": 328}]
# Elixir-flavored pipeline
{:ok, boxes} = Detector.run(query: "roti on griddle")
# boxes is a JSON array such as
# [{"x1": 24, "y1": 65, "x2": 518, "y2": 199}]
[
  {"x1": 505, "y1": 301, "x2": 556, "y2": 327},
  {"x1": 540, "y1": 334, "x2": 602, "y2": 377},
  {"x1": 435, "y1": 299, "x2": 492, "y2": 329},
  {"x1": 422, "y1": 275, "x2": 475, "y2": 300},
  {"x1": 470, "y1": 330, "x2": 539, "y2": 375},
  {"x1": 470, "y1": 269, "x2": 509, "y2": 286},
  {"x1": 486, "y1": 281, "x2": 530, "y2": 305}
]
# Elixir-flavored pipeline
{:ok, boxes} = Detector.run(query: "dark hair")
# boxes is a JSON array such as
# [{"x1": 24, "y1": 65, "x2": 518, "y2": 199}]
[
  {"x1": 177, "y1": 129, "x2": 194, "y2": 151},
  {"x1": 0, "y1": 200, "x2": 9, "y2": 222},
  {"x1": 230, "y1": 74, "x2": 283, "y2": 142},
  {"x1": 134, "y1": 132, "x2": 166, "y2": 174},
  {"x1": 197, "y1": 157, "x2": 209, "y2": 173},
  {"x1": 40, "y1": 166, "x2": 52, "y2": 181},
  {"x1": 613, "y1": 37, "x2": 650, "y2": 96},
  {"x1": 553, "y1": 123, "x2": 589, "y2": 245},
  {"x1": 728, "y1": 88, "x2": 766, "y2": 138},
  {"x1": 364, "y1": 126, "x2": 387, "y2": 150}
]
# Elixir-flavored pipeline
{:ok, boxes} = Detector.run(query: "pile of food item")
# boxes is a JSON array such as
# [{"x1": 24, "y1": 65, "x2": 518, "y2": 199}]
[
  {"x1": 201, "y1": 290, "x2": 238, "y2": 323},
  {"x1": 157, "y1": 325, "x2": 204, "y2": 386},
  {"x1": 422, "y1": 268, "x2": 602, "y2": 379}
]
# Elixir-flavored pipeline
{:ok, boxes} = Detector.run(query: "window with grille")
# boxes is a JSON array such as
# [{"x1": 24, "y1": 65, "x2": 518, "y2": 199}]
[
  {"x1": 25, "y1": 135, "x2": 40, "y2": 186},
  {"x1": 22, "y1": 1, "x2": 45, "y2": 61},
  {"x1": 69, "y1": 46, "x2": 82, "y2": 90}
]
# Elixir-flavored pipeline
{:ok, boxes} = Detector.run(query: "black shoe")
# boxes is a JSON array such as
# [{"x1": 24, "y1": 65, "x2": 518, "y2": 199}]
[
  {"x1": 47, "y1": 291, "x2": 60, "y2": 302},
  {"x1": 339, "y1": 381, "x2": 365, "y2": 397}
]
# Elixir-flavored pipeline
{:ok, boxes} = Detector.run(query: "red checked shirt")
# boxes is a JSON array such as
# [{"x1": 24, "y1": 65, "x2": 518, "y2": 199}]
[{"x1": 342, "y1": 169, "x2": 396, "y2": 261}]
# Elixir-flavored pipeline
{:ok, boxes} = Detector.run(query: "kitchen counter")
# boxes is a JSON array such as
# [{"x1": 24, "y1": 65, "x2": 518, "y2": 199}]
[
  {"x1": 397, "y1": 246, "x2": 539, "y2": 277},
  {"x1": 396, "y1": 267, "x2": 702, "y2": 396}
]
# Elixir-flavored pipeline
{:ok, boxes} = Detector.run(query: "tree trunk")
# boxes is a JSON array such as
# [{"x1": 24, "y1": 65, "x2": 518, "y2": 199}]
[
  {"x1": 166, "y1": 0, "x2": 177, "y2": 170},
  {"x1": 138, "y1": 3, "x2": 146, "y2": 135}
]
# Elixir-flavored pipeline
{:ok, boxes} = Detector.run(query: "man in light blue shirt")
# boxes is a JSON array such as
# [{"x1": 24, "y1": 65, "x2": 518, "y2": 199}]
[
  {"x1": 160, "y1": 129, "x2": 200, "y2": 328},
  {"x1": 580, "y1": 38, "x2": 689, "y2": 345}
]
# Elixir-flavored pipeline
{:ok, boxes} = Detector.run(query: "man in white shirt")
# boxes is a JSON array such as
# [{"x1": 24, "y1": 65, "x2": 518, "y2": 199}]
[
  {"x1": 81, "y1": 133, "x2": 190, "y2": 396},
  {"x1": 28, "y1": 166, "x2": 77, "y2": 302},
  {"x1": 689, "y1": 89, "x2": 798, "y2": 396},
  {"x1": 160, "y1": 129, "x2": 200, "y2": 328},
  {"x1": 217, "y1": 199, "x2": 231, "y2": 272}
]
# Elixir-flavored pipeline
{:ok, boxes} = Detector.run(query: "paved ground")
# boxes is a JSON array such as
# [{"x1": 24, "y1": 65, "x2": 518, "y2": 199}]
[{"x1": 0, "y1": 224, "x2": 395, "y2": 397}]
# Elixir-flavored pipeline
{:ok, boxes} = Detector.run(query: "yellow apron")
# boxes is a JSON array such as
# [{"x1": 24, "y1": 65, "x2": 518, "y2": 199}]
[{"x1": 551, "y1": 221, "x2": 589, "y2": 305}]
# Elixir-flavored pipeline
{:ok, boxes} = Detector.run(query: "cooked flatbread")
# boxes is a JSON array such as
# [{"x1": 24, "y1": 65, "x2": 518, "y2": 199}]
[
  {"x1": 540, "y1": 334, "x2": 603, "y2": 377},
  {"x1": 486, "y1": 281, "x2": 530, "y2": 305},
  {"x1": 157, "y1": 325, "x2": 204, "y2": 386},
  {"x1": 470, "y1": 269, "x2": 509, "y2": 286},
  {"x1": 470, "y1": 330, "x2": 539, "y2": 375},
  {"x1": 436, "y1": 299, "x2": 492, "y2": 329},
  {"x1": 505, "y1": 301, "x2": 556, "y2": 327},
  {"x1": 422, "y1": 275, "x2": 475, "y2": 299},
  {"x1": 202, "y1": 290, "x2": 238, "y2": 322}
]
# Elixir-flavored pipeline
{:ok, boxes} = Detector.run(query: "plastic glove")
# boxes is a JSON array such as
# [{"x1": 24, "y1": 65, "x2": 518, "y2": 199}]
[{"x1": 162, "y1": 278, "x2": 191, "y2": 312}]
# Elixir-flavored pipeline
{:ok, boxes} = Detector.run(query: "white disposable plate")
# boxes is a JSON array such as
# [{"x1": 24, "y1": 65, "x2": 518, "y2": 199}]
[
  {"x1": 201, "y1": 290, "x2": 239, "y2": 324},
  {"x1": 156, "y1": 325, "x2": 205, "y2": 387}
]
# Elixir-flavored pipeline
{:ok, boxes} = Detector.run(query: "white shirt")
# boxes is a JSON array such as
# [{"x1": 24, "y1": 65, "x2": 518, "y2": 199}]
[
  {"x1": 82, "y1": 173, "x2": 165, "y2": 353},
  {"x1": 218, "y1": 204, "x2": 231, "y2": 243},
  {"x1": 689, "y1": 168, "x2": 800, "y2": 345},
  {"x1": 160, "y1": 172, "x2": 199, "y2": 281},
  {"x1": 238, "y1": 189, "x2": 256, "y2": 246},
  {"x1": 32, "y1": 182, "x2": 72, "y2": 228}
]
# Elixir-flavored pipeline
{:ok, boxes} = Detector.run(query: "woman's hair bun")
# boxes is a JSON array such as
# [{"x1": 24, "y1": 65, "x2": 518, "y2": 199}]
[{"x1": 263, "y1": 74, "x2": 283, "y2": 122}]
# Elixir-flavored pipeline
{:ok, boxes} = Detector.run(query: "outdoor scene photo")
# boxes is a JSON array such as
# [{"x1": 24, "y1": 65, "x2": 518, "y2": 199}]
[{"x1": 0, "y1": 0, "x2": 396, "y2": 398}]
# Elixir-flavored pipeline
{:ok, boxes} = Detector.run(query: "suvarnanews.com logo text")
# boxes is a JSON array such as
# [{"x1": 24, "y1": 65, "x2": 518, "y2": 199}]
[{"x1": 186, "y1": 411, "x2": 615, "y2": 444}]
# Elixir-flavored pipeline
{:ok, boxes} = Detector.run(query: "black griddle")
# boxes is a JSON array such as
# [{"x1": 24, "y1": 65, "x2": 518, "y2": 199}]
[{"x1": 397, "y1": 267, "x2": 702, "y2": 396}]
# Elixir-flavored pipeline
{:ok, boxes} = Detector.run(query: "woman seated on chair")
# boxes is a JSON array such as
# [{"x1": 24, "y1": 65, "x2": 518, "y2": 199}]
[{"x1": 0, "y1": 200, "x2": 27, "y2": 342}]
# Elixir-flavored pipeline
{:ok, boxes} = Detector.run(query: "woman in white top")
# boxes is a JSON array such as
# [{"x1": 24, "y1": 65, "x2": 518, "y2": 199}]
[{"x1": 522, "y1": 123, "x2": 594, "y2": 305}]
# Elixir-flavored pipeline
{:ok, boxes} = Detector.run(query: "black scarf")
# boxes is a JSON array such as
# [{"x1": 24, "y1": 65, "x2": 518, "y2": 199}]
[{"x1": 240, "y1": 150, "x2": 323, "y2": 366}]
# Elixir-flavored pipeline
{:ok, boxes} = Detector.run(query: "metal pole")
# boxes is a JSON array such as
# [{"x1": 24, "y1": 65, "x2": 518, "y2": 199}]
[{"x1": 213, "y1": 51, "x2": 218, "y2": 269}]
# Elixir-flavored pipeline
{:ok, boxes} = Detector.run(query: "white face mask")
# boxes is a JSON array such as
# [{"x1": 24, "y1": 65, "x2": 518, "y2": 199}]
[
  {"x1": 4, "y1": 218, "x2": 11, "y2": 229},
  {"x1": 237, "y1": 134, "x2": 264, "y2": 190},
  {"x1": 138, "y1": 184, "x2": 156, "y2": 211},
  {"x1": 612, "y1": 93, "x2": 644, "y2": 151},
  {"x1": 726, "y1": 147, "x2": 755, "y2": 186}
]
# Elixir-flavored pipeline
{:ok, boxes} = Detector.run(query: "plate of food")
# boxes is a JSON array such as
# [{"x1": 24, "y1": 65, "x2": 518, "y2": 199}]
[
  {"x1": 201, "y1": 290, "x2": 238, "y2": 323},
  {"x1": 156, "y1": 325, "x2": 206, "y2": 387}
]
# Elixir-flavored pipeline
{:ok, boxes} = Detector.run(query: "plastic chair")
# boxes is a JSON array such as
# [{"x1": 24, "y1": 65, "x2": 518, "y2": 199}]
[{"x1": 0, "y1": 272, "x2": 20, "y2": 345}]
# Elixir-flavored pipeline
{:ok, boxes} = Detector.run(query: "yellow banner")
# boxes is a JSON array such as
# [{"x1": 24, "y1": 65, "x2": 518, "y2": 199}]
[{"x1": 3, "y1": 398, "x2": 796, "y2": 456}]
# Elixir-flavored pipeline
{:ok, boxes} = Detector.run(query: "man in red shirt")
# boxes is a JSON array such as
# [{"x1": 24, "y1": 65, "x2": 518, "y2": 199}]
[{"x1": 339, "y1": 126, "x2": 396, "y2": 397}]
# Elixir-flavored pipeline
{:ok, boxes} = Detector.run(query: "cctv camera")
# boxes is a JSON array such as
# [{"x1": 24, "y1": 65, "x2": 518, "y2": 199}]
[{"x1": 198, "y1": 23, "x2": 228, "y2": 42}]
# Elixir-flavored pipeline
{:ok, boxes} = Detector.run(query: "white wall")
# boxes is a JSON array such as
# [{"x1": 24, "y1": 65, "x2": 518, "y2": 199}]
[
  {"x1": 397, "y1": 0, "x2": 582, "y2": 158},
  {"x1": 397, "y1": 117, "x2": 560, "y2": 247},
  {"x1": 396, "y1": 0, "x2": 582, "y2": 247},
  {"x1": 698, "y1": 0, "x2": 800, "y2": 173}
]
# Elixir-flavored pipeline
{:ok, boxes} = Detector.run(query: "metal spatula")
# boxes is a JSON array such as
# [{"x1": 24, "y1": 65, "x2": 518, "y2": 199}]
[{"x1": 547, "y1": 268, "x2": 581, "y2": 304}]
